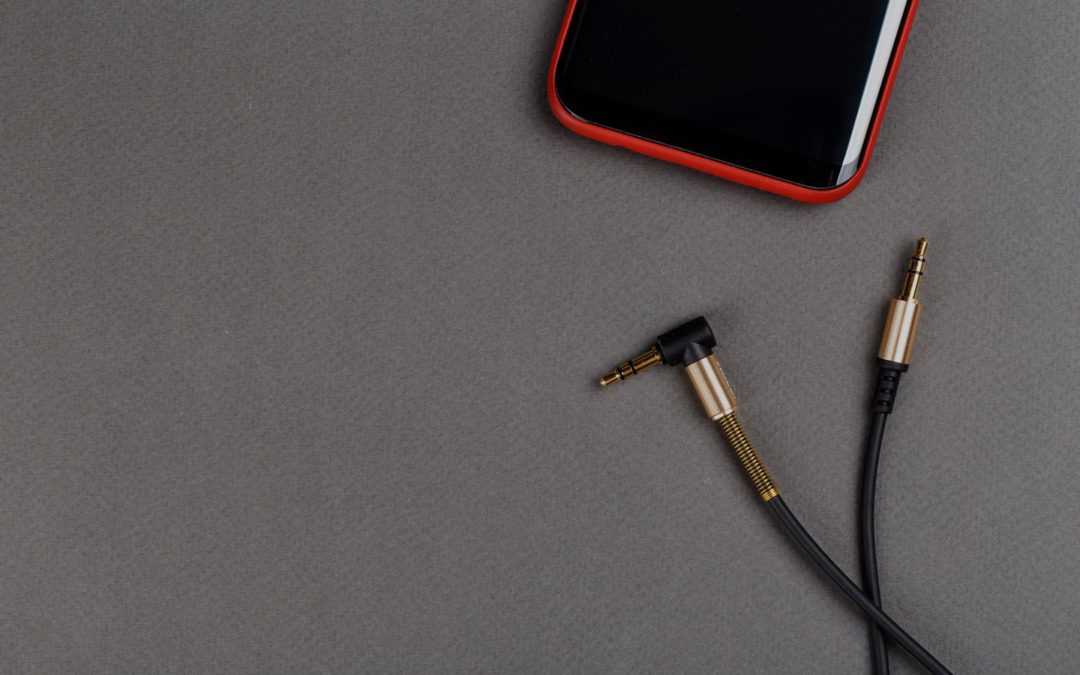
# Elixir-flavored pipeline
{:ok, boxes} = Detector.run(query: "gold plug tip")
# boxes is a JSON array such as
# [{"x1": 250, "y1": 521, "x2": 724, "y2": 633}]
[
  {"x1": 900, "y1": 238, "x2": 928, "y2": 301},
  {"x1": 598, "y1": 346, "x2": 662, "y2": 388},
  {"x1": 880, "y1": 237, "x2": 929, "y2": 364}
]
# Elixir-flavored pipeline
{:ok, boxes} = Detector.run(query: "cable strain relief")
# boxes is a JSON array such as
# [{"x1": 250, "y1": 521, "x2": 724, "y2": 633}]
[
  {"x1": 876, "y1": 358, "x2": 909, "y2": 372},
  {"x1": 872, "y1": 365, "x2": 905, "y2": 414}
]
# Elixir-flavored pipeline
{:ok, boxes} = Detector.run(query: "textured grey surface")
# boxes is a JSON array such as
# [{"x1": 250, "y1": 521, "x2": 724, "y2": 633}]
[{"x1": 1, "y1": 1, "x2": 1078, "y2": 673}]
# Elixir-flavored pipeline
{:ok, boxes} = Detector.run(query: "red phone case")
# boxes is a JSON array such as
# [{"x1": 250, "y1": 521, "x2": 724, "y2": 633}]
[{"x1": 547, "y1": 1, "x2": 919, "y2": 203}]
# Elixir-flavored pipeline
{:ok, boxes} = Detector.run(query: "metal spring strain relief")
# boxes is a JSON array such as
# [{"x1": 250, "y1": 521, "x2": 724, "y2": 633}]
[{"x1": 717, "y1": 414, "x2": 779, "y2": 502}]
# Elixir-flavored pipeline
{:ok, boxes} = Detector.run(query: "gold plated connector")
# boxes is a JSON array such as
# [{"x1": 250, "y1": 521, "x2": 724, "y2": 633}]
[
  {"x1": 599, "y1": 346, "x2": 663, "y2": 387},
  {"x1": 878, "y1": 238, "x2": 928, "y2": 365},
  {"x1": 685, "y1": 355, "x2": 738, "y2": 420},
  {"x1": 686, "y1": 356, "x2": 779, "y2": 501},
  {"x1": 900, "y1": 237, "x2": 928, "y2": 301},
  {"x1": 686, "y1": 356, "x2": 777, "y2": 500},
  {"x1": 597, "y1": 320, "x2": 780, "y2": 503}
]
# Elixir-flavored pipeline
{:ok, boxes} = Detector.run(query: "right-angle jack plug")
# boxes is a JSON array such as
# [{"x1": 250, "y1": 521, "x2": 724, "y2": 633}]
[{"x1": 598, "y1": 316, "x2": 776, "y2": 502}]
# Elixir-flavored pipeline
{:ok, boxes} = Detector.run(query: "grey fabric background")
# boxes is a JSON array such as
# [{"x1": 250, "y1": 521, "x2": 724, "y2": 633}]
[{"x1": 2, "y1": 1, "x2": 1078, "y2": 673}]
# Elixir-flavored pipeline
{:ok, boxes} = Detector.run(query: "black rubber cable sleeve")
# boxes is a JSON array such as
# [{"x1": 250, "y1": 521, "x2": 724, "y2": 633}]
[
  {"x1": 768, "y1": 496, "x2": 951, "y2": 675},
  {"x1": 862, "y1": 410, "x2": 890, "y2": 675}
]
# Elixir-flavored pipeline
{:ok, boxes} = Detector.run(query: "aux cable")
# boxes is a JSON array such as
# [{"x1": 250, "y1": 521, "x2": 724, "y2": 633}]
[{"x1": 598, "y1": 299, "x2": 950, "y2": 674}]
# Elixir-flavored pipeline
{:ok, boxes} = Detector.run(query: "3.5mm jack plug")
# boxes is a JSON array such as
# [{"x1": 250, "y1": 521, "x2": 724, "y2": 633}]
[
  {"x1": 599, "y1": 346, "x2": 662, "y2": 387},
  {"x1": 598, "y1": 316, "x2": 776, "y2": 502},
  {"x1": 873, "y1": 238, "x2": 929, "y2": 414},
  {"x1": 878, "y1": 238, "x2": 928, "y2": 368}
]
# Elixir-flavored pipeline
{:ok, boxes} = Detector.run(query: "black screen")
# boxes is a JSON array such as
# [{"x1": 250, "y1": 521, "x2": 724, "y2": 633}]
[{"x1": 554, "y1": 0, "x2": 905, "y2": 188}]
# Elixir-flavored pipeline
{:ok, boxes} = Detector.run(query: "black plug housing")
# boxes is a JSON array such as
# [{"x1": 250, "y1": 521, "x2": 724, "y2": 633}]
[
  {"x1": 656, "y1": 316, "x2": 716, "y2": 366},
  {"x1": 599, "y1": 316, "x2": 719, "y2": 387}
]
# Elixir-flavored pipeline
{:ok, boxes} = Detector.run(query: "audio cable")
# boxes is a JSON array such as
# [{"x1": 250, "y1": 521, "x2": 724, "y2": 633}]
[
  {"x1": 861, "y1": 238, "x2": 929, "y2": 674},
  {"x1": 600, "y1": 316, "x2": 951, "y2": 675}
]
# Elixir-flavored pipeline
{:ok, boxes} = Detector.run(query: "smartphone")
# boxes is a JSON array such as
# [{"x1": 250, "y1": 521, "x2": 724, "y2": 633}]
[{"x1": 548, "y1": 1, "x2": 918, "y2": 202}]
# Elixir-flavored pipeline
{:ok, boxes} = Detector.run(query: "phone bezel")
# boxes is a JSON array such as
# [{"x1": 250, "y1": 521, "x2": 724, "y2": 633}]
[{"x1": 547, "y1": 0, "x2": 919, "y2": 203}]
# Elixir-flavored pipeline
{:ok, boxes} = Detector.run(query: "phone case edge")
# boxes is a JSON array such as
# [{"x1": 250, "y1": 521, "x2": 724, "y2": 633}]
[{"x1": 546, "y1": 0, "x2": 920, "y2": 204}]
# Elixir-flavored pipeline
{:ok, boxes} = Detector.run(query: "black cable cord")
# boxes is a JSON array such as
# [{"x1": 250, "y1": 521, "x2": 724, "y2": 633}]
[
  {"x1": 862, "y1": 364, "x2": 906, "y2": 673},
  {"x1": 862, "y1": 410, "x2": 890, "y2": 674},
  {"x1": 769, "y1": 495, "x2": 950, "y2": 675},
  {"x1": 858, "y1": 239, "x2": 927, "y2": 671},
  {"x1": 599, "y1": 313, "x2": 944, "y2": 671}
]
